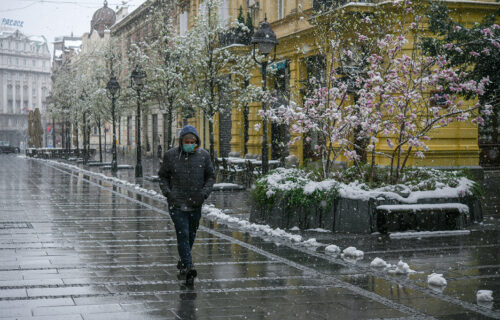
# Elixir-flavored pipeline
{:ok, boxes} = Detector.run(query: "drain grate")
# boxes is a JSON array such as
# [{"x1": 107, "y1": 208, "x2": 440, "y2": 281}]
[{"x1": 0, "y1": 222, "x2": 33, "y2": 229}]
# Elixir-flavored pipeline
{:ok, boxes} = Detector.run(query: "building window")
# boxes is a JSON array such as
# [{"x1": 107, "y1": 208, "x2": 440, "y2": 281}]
[
  {"x1": 218, "y1": 0, "x2": 230, "y2": 26},
  {"x1": 278, "y1": 0, "x2": 284, "y2": 20},
  {"x1": 32, "y1": 59, "x2": 36, "y2": 66},
  {"x1": 42, "y1": 61, "x2": 46, "y2": 68},
  {"x1": 16, "y1": 58, "x2": 19, "y2": 65},
  {"x1": 180, "y1": 11, "x2": 188, "y2": 36}
]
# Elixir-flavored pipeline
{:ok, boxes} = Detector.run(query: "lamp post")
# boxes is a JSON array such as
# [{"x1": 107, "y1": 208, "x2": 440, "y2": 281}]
[
  {"x1": 251, "y1": 17, "x2": 278, "y2": 175},
  {"x1": 106, "y1": 71, "x2": 121, "y2": 175},
  {"x1": 130, "y1": 64, "x2": 146, "y2": 178},
  {"x1": 80, "y1": 90, "x2": 89, "y2": 164}
]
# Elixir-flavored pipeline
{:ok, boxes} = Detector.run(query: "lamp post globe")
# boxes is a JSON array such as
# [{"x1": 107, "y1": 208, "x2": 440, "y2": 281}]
[
  {"x1": 130, "y1": 64, "x2": 146, "y2": 178},
  {"x1": 251, "y1": 18, "x2": 278, "y2": 175},
  {"x1": 106, "y1": 72, "x2": 120, "y2": 175}
]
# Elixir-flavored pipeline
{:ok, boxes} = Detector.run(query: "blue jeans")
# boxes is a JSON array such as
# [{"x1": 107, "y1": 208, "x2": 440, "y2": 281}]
[{"x1": 169, "y1": 207, "x2": 202, "y2": 268}]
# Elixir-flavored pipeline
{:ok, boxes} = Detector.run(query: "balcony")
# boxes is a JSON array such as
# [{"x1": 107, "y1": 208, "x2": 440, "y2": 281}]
[{"x1": 218, "y1": 28, "x2": 252, "y2": 48}]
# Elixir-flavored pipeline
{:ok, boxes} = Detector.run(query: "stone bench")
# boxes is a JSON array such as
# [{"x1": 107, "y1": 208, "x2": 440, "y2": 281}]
[{"x1": 376, "y1": 203, "x2": 469, "y2": 234}]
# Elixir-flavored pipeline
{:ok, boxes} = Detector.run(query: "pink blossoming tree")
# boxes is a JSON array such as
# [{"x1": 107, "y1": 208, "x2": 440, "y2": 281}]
[{"x1": 265, "y1": 0, "x2": 492, "y2": 183}]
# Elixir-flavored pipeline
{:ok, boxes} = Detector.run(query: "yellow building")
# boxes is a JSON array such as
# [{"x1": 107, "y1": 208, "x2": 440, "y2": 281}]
[{"x1": 180, "y1": 0, "x2": 499, "y2": 167}]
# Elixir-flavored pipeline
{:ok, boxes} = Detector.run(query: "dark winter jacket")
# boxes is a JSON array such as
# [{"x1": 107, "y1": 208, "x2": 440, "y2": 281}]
[{"x1": 158, "y1": 125, "x2": 215, "y2": 210}]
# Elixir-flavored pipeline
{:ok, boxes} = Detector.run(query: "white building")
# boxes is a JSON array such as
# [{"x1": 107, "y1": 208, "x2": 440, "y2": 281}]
[{"x1": 0, "y1": 29, "x2": 51, "y2": 148}]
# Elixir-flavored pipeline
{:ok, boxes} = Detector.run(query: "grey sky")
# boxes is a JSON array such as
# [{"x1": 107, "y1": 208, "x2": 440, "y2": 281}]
[{"x1": 0, "y1": 0, "x2": 146, "y2": 54}]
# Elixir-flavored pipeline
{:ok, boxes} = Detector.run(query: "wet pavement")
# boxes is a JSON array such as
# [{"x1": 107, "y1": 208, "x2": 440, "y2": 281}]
[{"x1": 0, "y1": 153, "x2": 499, "y2": 319}]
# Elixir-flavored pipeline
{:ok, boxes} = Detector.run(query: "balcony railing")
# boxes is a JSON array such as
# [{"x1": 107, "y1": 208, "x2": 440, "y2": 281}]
[{"x1": 313, "y1": 0, "x2": 375, "y2": 12}]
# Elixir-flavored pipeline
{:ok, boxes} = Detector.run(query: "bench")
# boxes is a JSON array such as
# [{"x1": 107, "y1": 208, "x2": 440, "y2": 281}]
[{"x1": 376, "y1": 203, "x2": 469, "y2": 233}]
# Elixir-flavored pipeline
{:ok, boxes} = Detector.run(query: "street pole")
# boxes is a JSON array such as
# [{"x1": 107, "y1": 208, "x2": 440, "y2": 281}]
[
  {"x1": 261, "y1": 62, "x2": 269, "y2": 174},
  {"x1": 135, "y1": 90, "x2": 142, "y2": 178},
  {"x1": 83, "y1": 111, "x2": 88, "y2": 164},
  {"x1": 111, "y1": 96, "x2": 118, "y2": 174},
  {"x1": 98, "y1": 116, "x2": 103, "y2": 163},
  {"x1": 251, "y1": 17, "x2": 277, "y2": 175}
]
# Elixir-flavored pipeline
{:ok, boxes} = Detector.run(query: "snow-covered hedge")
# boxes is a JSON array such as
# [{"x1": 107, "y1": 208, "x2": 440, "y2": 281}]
[
  {"x1": 252, "y1": 167, "x2": 480, "y2": 207},
  {"x1": 251, "y1": 168, "x2": 338, "y2": 208}
]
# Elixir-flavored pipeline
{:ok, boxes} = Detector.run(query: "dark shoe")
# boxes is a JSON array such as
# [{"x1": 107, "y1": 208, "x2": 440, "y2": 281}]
[
  {"x1": 177, "y1": 267, "x2": 187, "y2": 280},
  {"x1": 177, "y1": 260, "x2": 184, "y2": 270},
  {"x1": 185, "y1": 267, "x2": 197, "y2": 286}
]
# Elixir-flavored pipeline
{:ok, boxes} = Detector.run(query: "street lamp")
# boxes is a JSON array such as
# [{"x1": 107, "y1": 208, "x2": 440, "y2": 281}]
[
  {"x1": 106, "y1": 71, "x2": 121, "y2": 175},
  {"x1": 251, "y1": 17, "x2": 278, "y2": 175},
  {"x1": 130, "y1": 64, "x2": 146, "y2": 178}
]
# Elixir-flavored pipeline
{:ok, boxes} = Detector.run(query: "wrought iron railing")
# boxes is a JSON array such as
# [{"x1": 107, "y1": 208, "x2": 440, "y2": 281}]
[{"x1": 313, "y1": 0, "x2": 374, "y2": 12}]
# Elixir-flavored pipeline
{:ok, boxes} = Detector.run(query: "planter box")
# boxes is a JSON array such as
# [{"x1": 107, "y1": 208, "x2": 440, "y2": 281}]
[{"x1": 249, "y1": 193, "x2": 482, "y2": 234}]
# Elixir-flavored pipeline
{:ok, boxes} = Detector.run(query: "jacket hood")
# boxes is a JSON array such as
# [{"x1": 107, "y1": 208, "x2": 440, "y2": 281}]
[{"x1": 179, "y1": 125, "x2": 200, "y2": 148}]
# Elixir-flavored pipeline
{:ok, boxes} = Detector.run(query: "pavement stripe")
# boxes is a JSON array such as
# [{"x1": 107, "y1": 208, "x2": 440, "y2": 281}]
[
  {"x1": 0, "y1": 275, "x2": 317, "y2": 289},
  {"x1": 0, "y1": 260, "x2": 281, "y2": 272}
]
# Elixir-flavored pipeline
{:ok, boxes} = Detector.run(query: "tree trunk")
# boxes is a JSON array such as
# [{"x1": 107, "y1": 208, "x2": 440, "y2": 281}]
[
  {"x1": 167, "y1": 104, "x2": 173, "y2": 150},
  {"x1": 209, "y1": 118, "x2": 215, "y2": 162}
]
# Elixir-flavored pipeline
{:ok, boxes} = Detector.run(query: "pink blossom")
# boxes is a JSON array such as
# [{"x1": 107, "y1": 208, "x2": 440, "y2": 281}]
[
  {"x1": 387, "y1": 139, "x2": 395, "y2": 149},
  {"x1": 481, "y1": 28, "x2": 493, "y2": 37},
  {"x1": 482, "y1": 48, "x2": 490, "y2": 55},
  {"x1": 470, "y1": 51, "x2": 480, "y2": 57}
]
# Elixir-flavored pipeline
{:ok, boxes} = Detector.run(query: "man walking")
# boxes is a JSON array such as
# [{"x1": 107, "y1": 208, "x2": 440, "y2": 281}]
[{"x1": 158, "y1": 125, "x2": 215, "y2": 285}]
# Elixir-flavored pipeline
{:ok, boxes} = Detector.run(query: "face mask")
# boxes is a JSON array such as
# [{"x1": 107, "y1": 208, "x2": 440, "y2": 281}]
[{"x1": 183, "y1": 144, "x2": 196, "y2": 153}]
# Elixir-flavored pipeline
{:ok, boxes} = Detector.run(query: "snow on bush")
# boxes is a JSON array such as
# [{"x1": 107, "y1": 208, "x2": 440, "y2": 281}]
[
  {"x1": 427, "y1": 273, "x2": 447, "y2": 286},
  {"x1": 253, "y1": 167, "x2": 477, "y2": 208}
]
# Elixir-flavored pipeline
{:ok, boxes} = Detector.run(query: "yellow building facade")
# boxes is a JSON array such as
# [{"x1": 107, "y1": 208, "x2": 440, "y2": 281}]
[{"x1": 187, "y1": 0, "x2": 499, "y2": 167}]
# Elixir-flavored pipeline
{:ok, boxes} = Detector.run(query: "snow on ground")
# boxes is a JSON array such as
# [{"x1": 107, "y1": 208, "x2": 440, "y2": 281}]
[
  {"x1": 306, "y1": 228, "x2": 331, "y2": 233},
  {"x1": 342, "y1": 246, "x2": 364, "y2": 258},
  {"x1": 213, "y1": 183, "x2": 241, "y2": 187},
  {"x1": 427, "y1": 273, "x2": 447, "y2": 286},
  {"x1": 388, "y1": 260, "x2": 416, "y2": 274},
  {"x1": 476, "y1": 290, "x2": 493, "y2": 302},
  {"x1": 325, "y1": 245, "x2": 341, "y2": 254},
  {"x1": 289, "y1": 226, "x2": 300, "y2": 231},
  {"x1": 204, "y1": 205, "x2": 305, "y2": 244},
  {"x1": 299, "y1": 238, "x2": 322, "y2": 247},
  {"x1": 370, "y1": 257, "x2": 391, "y2": 268}
]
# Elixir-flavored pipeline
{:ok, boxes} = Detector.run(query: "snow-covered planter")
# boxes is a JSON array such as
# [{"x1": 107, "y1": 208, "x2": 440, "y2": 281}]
[
  {"x1": 250, "y1": 168, "x2": 483, "y2": 233},
  {"x1": 250, "y1": 168, "x2": 338, "y2": 230}
]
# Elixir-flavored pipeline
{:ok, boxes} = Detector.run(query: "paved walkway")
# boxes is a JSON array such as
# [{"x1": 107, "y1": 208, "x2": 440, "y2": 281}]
[{"x1": 0, "y1": 154, "x2": 499, "y2": 319}]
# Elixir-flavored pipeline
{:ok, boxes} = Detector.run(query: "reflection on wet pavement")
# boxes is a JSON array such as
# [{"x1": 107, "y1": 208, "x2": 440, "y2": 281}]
[{"x1": 0, "y1": 154, "x2": 498, "y2": 319}]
